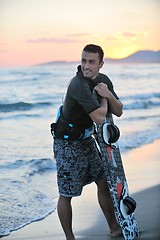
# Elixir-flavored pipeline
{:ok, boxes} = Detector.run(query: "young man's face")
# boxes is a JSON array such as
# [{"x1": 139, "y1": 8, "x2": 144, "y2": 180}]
[{"x1": 81, "y1": 51, "x2": 104, "y2": 80}]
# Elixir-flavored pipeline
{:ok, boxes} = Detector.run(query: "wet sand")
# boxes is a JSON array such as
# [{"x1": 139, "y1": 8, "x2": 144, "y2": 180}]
[{"x1": 2, "y1": 140, "x2": 160, "y2": 240}]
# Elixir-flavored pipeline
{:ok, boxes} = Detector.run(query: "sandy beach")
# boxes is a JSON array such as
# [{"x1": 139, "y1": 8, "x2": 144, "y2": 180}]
[{"x1": 2, "y1": 140, "x2": 160, "y2": 240}]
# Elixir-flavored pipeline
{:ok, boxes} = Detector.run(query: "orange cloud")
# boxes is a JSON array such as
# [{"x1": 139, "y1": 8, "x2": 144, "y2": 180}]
[
  {"x1": 117, "y1": 31, "x2": 148, "y2": 38},
  {"x1": 122, "y1": 31, "x2": 148, "y2": 38},
  {"x1": 106, "y1": 31, "x2": 148, "y2": 41}
]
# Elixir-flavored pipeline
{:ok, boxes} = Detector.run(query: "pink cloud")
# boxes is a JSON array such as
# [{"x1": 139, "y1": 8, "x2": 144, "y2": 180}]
[
  {"x1": 66, "y1": 33, "x2": 91, "y2": 37},
  {"x1": 26, "y1": 37, "x2": 83, "y2": 44},
  {"x1": 0, "y1": 50, "x2": 8, "y2": 53},
  {"x1": 0, "y1": 42, "x2": 8, "y2": 46}
]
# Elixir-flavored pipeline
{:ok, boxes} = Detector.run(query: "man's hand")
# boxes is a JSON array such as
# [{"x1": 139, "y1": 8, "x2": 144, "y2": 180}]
[
  {"x1": 94, "y1": 82, "x2": 123, "y2": 117},
  {"x1": 94, "y1": 82, "x2": 111, "y2": 99}
]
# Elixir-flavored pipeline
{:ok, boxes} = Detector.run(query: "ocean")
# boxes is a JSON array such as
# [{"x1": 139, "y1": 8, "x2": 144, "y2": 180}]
[{"x1": 0, "y1": 62, "x2": 160, "y2": 237}]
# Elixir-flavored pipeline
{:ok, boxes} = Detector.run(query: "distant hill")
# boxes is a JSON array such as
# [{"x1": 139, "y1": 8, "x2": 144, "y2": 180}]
[
  {"x1": 36, "y1": 50, "x2": 160, "y2": 66},
  {"x1": 36, "y1": 60, "x2": 72, "y2": 66},
  {"x1": 105, "y1": 50, "x2": 160, "y2": 63}
]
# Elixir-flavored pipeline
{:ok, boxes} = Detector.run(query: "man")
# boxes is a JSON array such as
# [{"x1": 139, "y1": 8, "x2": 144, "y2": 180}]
[{"x1": 52, "y1": 44, "x2": 123, "y2": 240}]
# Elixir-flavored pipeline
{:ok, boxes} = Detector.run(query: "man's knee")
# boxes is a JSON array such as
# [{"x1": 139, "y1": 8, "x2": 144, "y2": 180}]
[{"x1": 59, "y1": 195, "x2": 72, "y2": 200}]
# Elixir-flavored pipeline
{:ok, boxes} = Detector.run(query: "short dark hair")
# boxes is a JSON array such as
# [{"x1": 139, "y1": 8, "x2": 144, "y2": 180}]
[{"x1": 83, "y1": 44, "x2": 104, "y2": 63}]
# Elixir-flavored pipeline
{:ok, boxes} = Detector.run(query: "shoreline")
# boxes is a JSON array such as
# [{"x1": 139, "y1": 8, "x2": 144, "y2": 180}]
[{"x1": 2, "y1": 139, "x2": 160, "y2": 240}]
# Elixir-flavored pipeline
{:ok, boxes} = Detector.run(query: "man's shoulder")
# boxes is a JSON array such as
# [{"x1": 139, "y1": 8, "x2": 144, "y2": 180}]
[
  {"x1": 99, "y1": 72, "x2": 111, "y2": 82},
  {"x1": 98, "y1": 73, "x2": 113, "y2": 87},
  {"x1": 69, "y1": 74, "x2": 81, "y2": 86},
  {"x1": 68, "y1": 74, "x2": 83, "y2": 94}
]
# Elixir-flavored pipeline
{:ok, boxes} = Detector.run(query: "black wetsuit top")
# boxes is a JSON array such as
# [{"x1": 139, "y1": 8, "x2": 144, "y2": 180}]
[{"x1": 62, "y1": 68, "x2": 119, "y2": 129}]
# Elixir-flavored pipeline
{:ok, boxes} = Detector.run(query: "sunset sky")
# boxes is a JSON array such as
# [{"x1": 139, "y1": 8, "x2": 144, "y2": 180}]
[{"x1": 0, "y1": 0, "x2": 160, "y2": 67}]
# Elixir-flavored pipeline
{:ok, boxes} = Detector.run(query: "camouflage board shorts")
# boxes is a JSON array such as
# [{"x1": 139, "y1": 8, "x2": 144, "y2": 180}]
[{"x1": 53, "y1": 137, "x2": 107, "y2": 197}]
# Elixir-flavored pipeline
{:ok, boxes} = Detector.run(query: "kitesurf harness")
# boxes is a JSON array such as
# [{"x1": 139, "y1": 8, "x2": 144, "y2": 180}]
[
  {"x1": 120, "y1": 196, "x2": 137, "y2": 218},
  {"x1": 102, "y1": 122, "x2": 120, "y2": 145},
  {"x1": 50, "y1": 106, "x2": 94, "y2": 141}
]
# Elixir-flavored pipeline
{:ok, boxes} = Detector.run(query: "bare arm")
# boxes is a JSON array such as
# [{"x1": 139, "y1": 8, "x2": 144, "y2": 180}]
[
  {"x1": 89, "y1": 97, "x2": 108, "y2": 124},
  {"x1": 94, "y1": 82, "x2": 123, "y2": 117}
]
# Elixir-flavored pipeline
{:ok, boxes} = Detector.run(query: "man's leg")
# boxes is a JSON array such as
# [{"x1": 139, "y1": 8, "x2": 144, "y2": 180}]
[
  {"x1": 96, "y1": 179, "x2": 122, "y2": 237},
  {"x1": 57, "y1": 195, "x2": 75, "y2": 240}
]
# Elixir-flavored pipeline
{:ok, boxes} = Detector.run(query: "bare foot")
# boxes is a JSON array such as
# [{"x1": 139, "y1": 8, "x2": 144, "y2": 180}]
[
  {"x1": 66, "y1": 235, "x2": 75, "y2": 240},
  {"x1": 110, "y1": 227, "x2": 122, "y2": 237}
]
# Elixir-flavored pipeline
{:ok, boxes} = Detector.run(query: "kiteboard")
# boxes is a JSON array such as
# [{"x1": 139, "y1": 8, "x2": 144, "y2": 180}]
[{"x1": 95, "y1": 113, "x2": 139, "y2": 240}]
